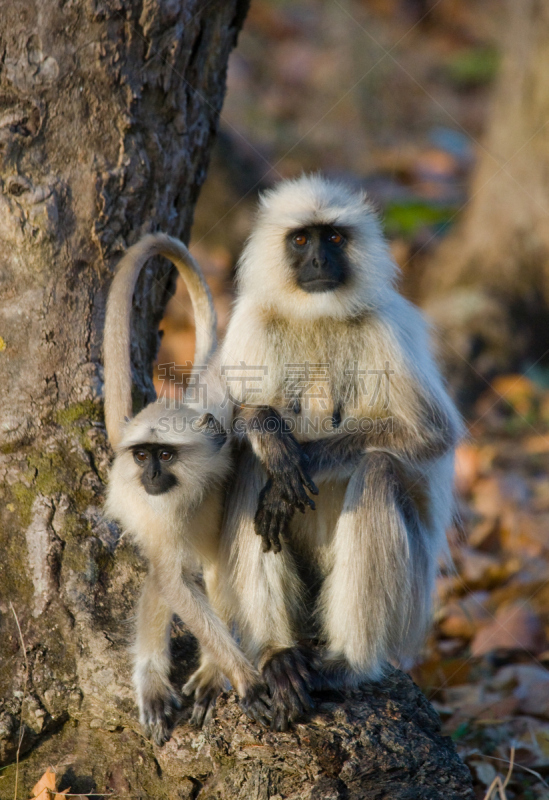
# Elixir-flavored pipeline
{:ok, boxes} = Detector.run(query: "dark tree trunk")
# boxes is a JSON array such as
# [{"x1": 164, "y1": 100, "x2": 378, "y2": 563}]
[
  {"x1": 0, "y1": 1, "x2": 473, "y2": 796},
  {"x1": 10, "y1": 668, "x2": 474, "y2": 800},
  {"x1": 0, "y1": 0, "x2": 248, "y2": 790},
  {"x1": 418, "y1": 0, "x2": 549, "y2": 403}
]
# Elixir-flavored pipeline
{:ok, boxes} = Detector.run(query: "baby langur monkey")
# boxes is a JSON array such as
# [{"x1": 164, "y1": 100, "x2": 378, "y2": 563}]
[{"x1": 103, "y1": 233, "x2": 271, "y2": 744}]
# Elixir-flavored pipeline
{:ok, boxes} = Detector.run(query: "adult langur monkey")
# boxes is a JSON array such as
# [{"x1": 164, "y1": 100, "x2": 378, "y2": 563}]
[
  {"x1": 215, "y1": 176, "x2": 462, "y2": 731},
  {"x1": 103, "y1": 233, "x2": 271, "y2": 744}
]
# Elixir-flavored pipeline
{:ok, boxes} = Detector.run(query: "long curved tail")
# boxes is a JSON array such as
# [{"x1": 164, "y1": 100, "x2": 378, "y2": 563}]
[{"x1": 103, "y1": 233, "x2": 217, "y2": 448}]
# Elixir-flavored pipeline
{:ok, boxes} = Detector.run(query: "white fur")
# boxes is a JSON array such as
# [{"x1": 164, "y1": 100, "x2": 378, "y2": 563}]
[
  {"x1": 219, "y1": 174, "x2": 463, "y2": 684},
  {"x1": 103, "y1": 237, "x2": 260, "y2": 739},
  {"x1": 232, "y1": 174, "x2": 397, "y2": 324}
]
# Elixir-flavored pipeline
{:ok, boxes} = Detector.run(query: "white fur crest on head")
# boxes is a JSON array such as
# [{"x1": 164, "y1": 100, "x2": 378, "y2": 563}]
[
  {"x1": 116, "y1": 399, "x2": 219, "y2": 450},
  {"x1": 235, "y1": 174, "x2": 398, "y2": 320}
]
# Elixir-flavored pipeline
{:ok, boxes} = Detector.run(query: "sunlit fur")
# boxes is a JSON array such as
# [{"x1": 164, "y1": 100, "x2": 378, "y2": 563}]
[
  {"x1": 219, "y1": 174, "x2": 463, "y2": 686},
  {"x1": 235, "y1": 174, "x2": 397, "y2": 322},
  {"x1": 106, "y1": 405, "x2": 230, "y2": 557},
  {"x1": 103, "y1": 235, "x2": 263, "y2": 743},
  {"x1": 105, "y1": 402, "x2": 260, "y2": 714}
]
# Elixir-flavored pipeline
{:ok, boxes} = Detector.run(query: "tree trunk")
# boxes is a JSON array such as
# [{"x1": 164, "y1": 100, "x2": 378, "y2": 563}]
[
  {"x1": 418, "y1": 0, "x2": 549, "y2": 401},
  {"x1": 9, "y1": 669, "x2": 475, "y2": 800},
  {"x1": 0, "y1": 0, "x2": 248, "y2": 788},
  {"x1": 0, "y1": 1, "x2": 473, "y2": 796}
]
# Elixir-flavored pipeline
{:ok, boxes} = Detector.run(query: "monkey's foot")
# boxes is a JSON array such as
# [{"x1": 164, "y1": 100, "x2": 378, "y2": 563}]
[
  {"x1": 239, "y1": 681, "x2": 272, "y2": 728},
  {"x1": 261, "y1": 645, "x2": 322, "y2": 731},
  {"x1": 183, "y1": 664, "x2": 225, "y2": 728},
  {"x1": 138, "y1": 682, "x2": 182, "y2": 746}
]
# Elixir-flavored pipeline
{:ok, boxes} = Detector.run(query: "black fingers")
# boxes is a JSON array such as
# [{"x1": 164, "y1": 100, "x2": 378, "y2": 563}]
[
  {"x1": 254, "y1": 463, "x2": 319, "y2": 552},
  {"x1": 239, "y1": 682, "x2": 272, "y2": 728},
  {"x1": 298, "y1": 459, "x2": 319, "y2": 497},
  {"x1": 142, "y1": 687, "x2": 182, "y2": 746},
  {"x1": 254, "y1": 480, "x2": 293, "y2": 553},
  {"x1": 252, "y1": 408, "x2": 318, "y2": 510},
  {"x1": 287, "y1": 468, "x2": 316, "y2": 513},
  {"x1": 279, "y1": 447, "x2": 318, "y2": 510},
  {"x1": 262, "y1": 646, "x2": 321, "y2": 732},
  {"x1": 189, "y1": 684, "x2": 220, "y2": 728}
]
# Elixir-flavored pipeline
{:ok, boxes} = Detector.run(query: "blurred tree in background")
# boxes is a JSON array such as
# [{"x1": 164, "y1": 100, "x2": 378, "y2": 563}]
[{"x1": 421, "y1": 0, "x2": 549, "y2": 404}]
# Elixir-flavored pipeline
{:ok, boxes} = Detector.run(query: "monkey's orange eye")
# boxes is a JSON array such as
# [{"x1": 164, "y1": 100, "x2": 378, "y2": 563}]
[
  {"x1": 293, "y1": 233, "x2": 308, "y2": 246},
  {"x1": 134, "y1": 450, "x2": 148, "y2": 463},
  {"x1": 160, "y1": 451, "x2": 173, "y2": 462},
  {"x1": 328, "y1": 232, "x2": 343, "y2": 245}
]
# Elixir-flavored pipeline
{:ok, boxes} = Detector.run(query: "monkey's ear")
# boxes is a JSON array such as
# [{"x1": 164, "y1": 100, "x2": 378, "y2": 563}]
[{"x1": 197, "y1": 413, "x2": 227, "y2": 437}]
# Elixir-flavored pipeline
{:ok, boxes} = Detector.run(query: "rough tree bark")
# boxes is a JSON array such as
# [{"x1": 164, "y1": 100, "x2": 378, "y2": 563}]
[
  {"x1": 0, "y1": 1, "x2": 473, "y2": 797},
  {"x1": 418, "y1": 0, "x2": 549, "y2": 402}
]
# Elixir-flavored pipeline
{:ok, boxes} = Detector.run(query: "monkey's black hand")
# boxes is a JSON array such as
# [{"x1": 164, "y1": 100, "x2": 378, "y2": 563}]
[
  {"x1": 262, "y1": 646, "x2": 322, "y2": 732},
  {"x1": 273, "y1": 444, "x2": 318, "y2": 514},
  {"x1": 254, "y1": 480, "x2": 294, "y2": 553},
  {"x1": 254, "y1": 449, "x2": 318, "y2": 554},
  {"x1": 239, "y1": 681, "x2": 272, "y2": 727},
  {"x1": 189, "y1": 683, "x2": 220, "y2": 728},
  {"x1": 183, "y1": 665, "x2": 224, "y2": 728},
  {"x1": 141, "y1": 685, "x2": 182, "y2": 746},
  {"x1": 249, "y1": 407, "x2": 318, "y2": 551}
]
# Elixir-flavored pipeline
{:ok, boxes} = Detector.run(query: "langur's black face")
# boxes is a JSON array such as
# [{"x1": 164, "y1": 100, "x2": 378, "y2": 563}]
[
  {"x1": 285, "y1": 224, "x2": 350, "y2": 293},
  {"x1": 132, "y1": 444, "x2": 179, "y2": 495}
]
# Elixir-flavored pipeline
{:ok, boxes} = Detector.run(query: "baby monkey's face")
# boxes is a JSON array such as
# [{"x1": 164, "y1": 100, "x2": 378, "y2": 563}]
[
  {"x1": 131, "y1": 443, "x2": 179, "y2": 495},
  {"x1": 119, "y1": 410, "x2": 229, "y2": 501}
]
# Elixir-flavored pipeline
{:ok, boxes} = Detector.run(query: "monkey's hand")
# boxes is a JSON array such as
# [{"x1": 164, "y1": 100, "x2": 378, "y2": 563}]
[
  {"x1": 239, "y1": 681, "x2": 272, "y2": 728},
  {"x1": 138, "y1": 678, "x2": 182, "y2": 746},
  {"x1": 262, "y1": 645, "x2": 322, "y2": 732},
  {"x1": 254, "y1": 445, "x2": 318, "y2": 553},
  {"x1": 254, "y1": 481, "x2": 294, "y2": 553},
  {"x1": 183, "y1": 663, "x2": 224, "y2": 728}
]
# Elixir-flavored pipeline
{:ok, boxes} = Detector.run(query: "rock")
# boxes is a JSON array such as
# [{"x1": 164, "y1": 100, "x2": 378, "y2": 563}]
[
  {"x1": 3, "y1": 671, "x2": 475, "y2": 800},
  {"x1": 157, "y1": 672, "x2": 477, "y2": 800}
]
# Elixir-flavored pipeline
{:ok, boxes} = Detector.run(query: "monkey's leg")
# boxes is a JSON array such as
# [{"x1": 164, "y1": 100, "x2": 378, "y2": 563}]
[
  {"x1": 220, "y1": 448, "x2": 319, "y2": 730},
  {"x1": 133, "y1": 572, "x2": 182, "y2": 746},
  {"x1": 155, "y1": 552, "x2": 271, "y2": 728},
  {"x1": 238, "y1": 407, "x2": 318, "y2": 552},
  {"x1": 319, "y1": 453, "x2": 435, "y2": 686}
]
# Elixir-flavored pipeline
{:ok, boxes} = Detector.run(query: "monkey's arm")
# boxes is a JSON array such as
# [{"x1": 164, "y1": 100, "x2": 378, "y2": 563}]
[
  {"x1": 152, "y1": 555, "x2": 271, "y2": 727},
  {"x1": 236, "y1": 406, "x2": 318, "y2": 553},
  {"x1": 303, "y1": 393, "x2": 459, "y2": 476}
]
